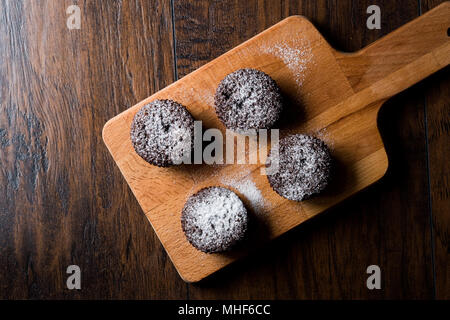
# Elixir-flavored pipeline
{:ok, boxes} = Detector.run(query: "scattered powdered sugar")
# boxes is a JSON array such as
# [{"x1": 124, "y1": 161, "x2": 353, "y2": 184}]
[
  {"x1": 261, "y1": 38, "x2": 313, "y2": 87},
  {"x1": 314, "y1": 127, "x2": 335, "y2": 151},
  {"x1": 170, "y1": 86, "x2": 215, "y2": 108},
  {"x1": 221, "y1": 170, "x2": 269, "y2": 215},
  {"x1": 195, "y1": 87, "x2": 215, "y2": 107},
  {"x1": 182, "y1": 187, "x2": 247, "y2": 253}
]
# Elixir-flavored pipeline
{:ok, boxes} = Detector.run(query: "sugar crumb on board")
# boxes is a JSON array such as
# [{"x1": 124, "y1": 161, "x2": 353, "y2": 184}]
[
  {"x1": 166, "y1": 86, "x2": 215, "y2": 108},
  {"x1": 261, "y1": 38, "x2": 314, "y2": 88},
  {"x1": 221, "y1": 168, "x2": 270, "y2": 215},
  {"x1": 314, "y1": 127, "x2": 335, "y2": 151}
]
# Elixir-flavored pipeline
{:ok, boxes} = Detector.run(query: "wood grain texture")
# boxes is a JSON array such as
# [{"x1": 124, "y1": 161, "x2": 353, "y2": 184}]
[
  {"x1": 174, "y1": 0, "x2": 446, "y2": 298},
  {"x1": 422, "y1": 0, "x2": 450, "y2": 301},
  {"x1": 0, "y1": 0, "x2": 187, "y2": 299},
  {"x1": 0, "y1": 0, "x2": 447, "y2": 299},
  {"x1": 103, "y1": 1, "x2": 448, "y2": 283}
]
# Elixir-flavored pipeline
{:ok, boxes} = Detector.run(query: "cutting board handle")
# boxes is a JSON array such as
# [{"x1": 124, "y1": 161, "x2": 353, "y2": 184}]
[{"x1": 336, "y1": 1, "x2": 449, "y2": 100}]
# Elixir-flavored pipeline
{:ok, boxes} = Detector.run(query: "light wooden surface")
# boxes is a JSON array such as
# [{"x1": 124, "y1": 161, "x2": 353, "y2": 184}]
[{"x1": 102, "y1": 2, "x2": 449, "y2": 282}]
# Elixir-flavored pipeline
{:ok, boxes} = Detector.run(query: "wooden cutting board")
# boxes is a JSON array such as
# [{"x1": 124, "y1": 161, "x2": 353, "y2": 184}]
[{"x1": 102, "y1": 3, "x2": 449, "y2": 282}]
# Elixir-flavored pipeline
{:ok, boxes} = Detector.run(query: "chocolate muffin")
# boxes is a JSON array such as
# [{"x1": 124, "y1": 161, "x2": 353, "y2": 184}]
[
  {"x1": 266, "y1": 134, "x2": 332, "y2": 201},
  {"x1": 181, "y1": 187, "x2": 248, "y2": 253},
  {"x1": 214, "y1": 68, "x2": 283, "y2": 132},
  {"x1": 130, "y1": 99, "x2": 194, "y2": 167}
]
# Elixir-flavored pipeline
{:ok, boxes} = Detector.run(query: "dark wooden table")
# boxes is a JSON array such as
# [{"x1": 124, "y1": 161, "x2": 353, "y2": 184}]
[{"x1": 0, "y1": 0, "x2": 448, "y2": 299}]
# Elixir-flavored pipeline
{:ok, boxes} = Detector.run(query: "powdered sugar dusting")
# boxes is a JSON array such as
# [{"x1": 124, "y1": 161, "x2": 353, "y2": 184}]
[
  {"x1": 267, "y1": 134, "x2": 332, "y2": 201},
  {"x1": 182, "y1": 187, "x2": 247, "y2": 253},
  {"x1": 166, "y1": 86, "x2": 215, "y2": 109},
  {"x1": 167, "y1": 126, "x2": 193, "y2": 162},
  {"x1": 315, "y1": 127, "x2": 335, "y2": 151},
  {"x1": 192, "y1": 190, "x2": 243, "y2": 233},
  {"x1": 131, "y1": 100, "x2": 194, "y2": 166},
  {"x1": 186, "y1": 87, "x2": 215, "y2": 107},
  {"x1": 261, "y1": 38, "x2": 313, "y2": 87},
  {"x1": 221, "y1": 170, "x2": 269, "y2": 215},
  {"x1": 196, "y1": 88, "x2": 215, "y2": 107}
]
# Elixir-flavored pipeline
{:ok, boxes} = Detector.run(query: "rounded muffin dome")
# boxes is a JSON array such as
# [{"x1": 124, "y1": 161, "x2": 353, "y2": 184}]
[
  {"x1": 214, "y1": 68, "x2": 283, "y2": 132},
  {"x1": 181, "y1": 186, "x2": 248, "y2": 253},
  {"x1": 130, "y1": 99, "x2": 194, "y2": 167},
  {"x1": 266, "y1": 134, "x2": 332, "y2": 201}
]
